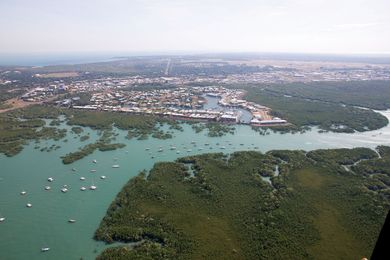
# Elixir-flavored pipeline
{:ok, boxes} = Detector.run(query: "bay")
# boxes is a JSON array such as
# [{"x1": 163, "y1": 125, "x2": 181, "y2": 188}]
[{"x1": 1, "y1": 110, "x2": 390, "y2": 260}]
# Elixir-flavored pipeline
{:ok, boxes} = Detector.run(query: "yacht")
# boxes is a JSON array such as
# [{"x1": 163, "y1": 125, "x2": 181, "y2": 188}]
[
  {"x1": 61, "y1": 188, "x2": 68, "y2": 193},
  {"x1": 20, "y1": 191, "x2": 27, "y2": 195},
  {"x1": 90, "y1": 185, "x2": 97, "y2": 190},
  {"x1": 80, "y1": 177, "x2": 86, "y2": 181},
  {"x1": 93, "y1": 159, "x2": 97, "y2": 163},
  {"x1": 112, "y1": 165, "x2": 120, "y2": 168},
  {"x1": 44, "y1": 186, "x2": 51, "y2": 191},
  {"x1": 47, "y1": 177, "x2": 54, "y2": 182},
  {"x1": 26, "y1": 203, "x2": 32, "y2": 208},
  {"x1": 68, "y1": 219, "x2": 76, "y2": 223},
  {"x1": 0, "y1": 217, "x2": 5, "y2": 222},
  {"x1": 100, "y1": 175, "x2": 106, "y2": 180},
  {"x1": 41, "y1": 248, "x2": 50, "y2": 252},
  {"x1": 80, "y1": 186, "x2": 86, "y2": 191}
]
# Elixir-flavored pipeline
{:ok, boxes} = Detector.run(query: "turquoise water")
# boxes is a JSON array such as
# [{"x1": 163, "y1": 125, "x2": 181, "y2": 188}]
[{"x1": 1, "y1": 110, "x2": 390, "y2": 260}]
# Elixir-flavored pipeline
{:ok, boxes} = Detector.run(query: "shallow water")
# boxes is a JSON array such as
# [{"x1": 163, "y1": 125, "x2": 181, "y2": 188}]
[{"x1": 1, "y1": 110, "x2": 390, "y2": 260}]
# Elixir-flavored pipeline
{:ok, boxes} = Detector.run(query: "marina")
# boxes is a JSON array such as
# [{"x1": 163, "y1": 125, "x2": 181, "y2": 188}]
[{"x1": 1, "y1": 111, "x2": 390, "y2": 259}]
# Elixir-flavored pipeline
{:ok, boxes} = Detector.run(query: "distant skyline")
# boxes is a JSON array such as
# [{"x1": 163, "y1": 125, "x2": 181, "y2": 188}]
[{"x1": 1, "y1": 0, "x2": 390, "y2": 55}]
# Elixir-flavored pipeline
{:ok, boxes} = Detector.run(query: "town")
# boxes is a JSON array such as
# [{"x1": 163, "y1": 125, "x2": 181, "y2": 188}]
[{"x1": 20, "y1": 83, "x2": 288, "y2": 126}]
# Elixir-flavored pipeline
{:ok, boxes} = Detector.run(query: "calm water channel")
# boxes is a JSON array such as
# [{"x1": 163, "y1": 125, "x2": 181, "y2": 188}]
[{"x1": 1, "y1": 110, "x2": 390, "y2": 260}]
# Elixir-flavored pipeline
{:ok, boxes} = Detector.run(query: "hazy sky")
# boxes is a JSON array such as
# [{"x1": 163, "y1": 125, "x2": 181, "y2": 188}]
[{"x1": 0, "y1": 0, "x2": 389, "y2": 54}]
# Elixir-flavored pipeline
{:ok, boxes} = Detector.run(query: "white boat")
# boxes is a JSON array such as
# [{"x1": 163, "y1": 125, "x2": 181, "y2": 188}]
[
  {"x1": 26, "y1": 203, "x2": 32, "y2": 208},
  {"x1": 93, "y1": 159, "x2": 97, "y2": 163},
  {"x1": 90, "y1": 169, "x2": 96, "y2": 173},
  {"x1": 170, "y1": 146, "x2": 176, "y2": 150},
  {"x1": 187, "y1": 149, "x2": 192, "y2": 152},
  {"x1": 47, "y1": 177, "x2": 54, "y2": 182},
  {"x1": 90, "y1": 185, "x2": 97, "y2": 190},
  {"x1": 20, "y1": 191, "x2": 27, "y2": 195},
  {"x1": 80, "y1": 177, "x2": 86, "y2": 181},
  {"x1": 44, "y1": 186, "x2": 51, "y2": 191},
  {"x1": 100, "y1": 176, "x2": 106, "y2": 180},
  {"x1": 191, "y1": 141, "x2": 196, "y2": 144},
  {"x1": 61, "y1": 188, "x2": 68, "y2": 193},
  {"x1": 112, "y1": 165, "x2": 120, "y2": 168},
  {"x1": 176, "y1": 151, "x2": 180, "y2": 154},
  {"x1": 41, "y1": 247, "x2": 50, "y2": 252},
  {"x1": 71, "y1": 168, "x2": 76, "y2": 172},
  {"x1": 158, "y1": 148, "x2": 163, "y2": 152},
  {"x1": 68, "y1": 219, "x2": 76, "y2": 223},
  {"x1": 0, "y1": 217, "x2": 5, "y2": 222},
  {"x1": 80, "y1": 187, "x2": 86, "y2": 191}
]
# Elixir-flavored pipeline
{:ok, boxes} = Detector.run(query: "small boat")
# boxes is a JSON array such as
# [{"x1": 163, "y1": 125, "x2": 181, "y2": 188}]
[
  {"x1": 68, "y1": 219, "x2": 76, "y2": 223},
  {"x1": 20, "y1": 191, "x2": 27, "y2": 195},
  {"x1": 191, "y1": 141, "x2": 196, "y2": 144},
  {"x1": 145, "y1": 148, "x2": 150, "y2": 151},
  {"x1": 90, "y1": 185, "x2": 97, "y2": 190},
  {"x1": 176, "y1": 151, "x2": 180, "y2": 154},
  {"x1": 158, "y1": 148, "x2": 163, "y2": 152},
  {"x1": 71, "y1": 168, "x2": 76, "y2": 172},
  {"x1": 80, "y1": 177, "x2": 86, "y2": 181},
  {"x1": 0, "y1": 217, "x2": 5, "y2": 222},
  {"x1": 61, "y1": 188, "x2": 68, "y2": 193},
  {"x1": 80, "y1": 187, "x2": 86, "y2": 191},
  {"x1": 93, "y1": 159, "x2": 97, "y2": 164},
  {"x1": 205, "y1": 143, "x2": 210, "y2": 146},
  {"x1": 151, "y1": 156, "x2": 155, "y2": 159},
  {"x1": 90, "y1": 169, "x2": 96, "y2": 173},
  {"x1": 170, "y1": 146, "x2": 176, "y2": 150},
  {"x1": 221, "y1": 146, "x2": 226, "y2": 149},
  {"x1": 63, "y1": 184, "x2": 68, "y2": 188},
  {"x1": 47, "y1": 177, "x2": 54, "y2": 182},
  {"x1": 41, "y1": 247, "x2": 50, "y2": 252},
  {"x1": 26, "y1": 203, "x2": 32, "y2": 208},
  {"x1": 100, "y1": 175, "x2": 106, "y2": 180},
  {"x1": 112, "y1": 165, "x2": 120, "y2": 168},
  {"x1": 187, "y1": 149, "x2": 192, "y2": 152},
  {"x1": 44, "y1": 186, "x2": 51, "y2": 191}
]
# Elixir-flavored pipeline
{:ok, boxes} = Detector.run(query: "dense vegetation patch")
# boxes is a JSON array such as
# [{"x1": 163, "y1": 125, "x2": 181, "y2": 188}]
[
  {"x1": 259, "y1": 81, "x2": 390, "y2": 110},
  {"x1": 242, "y1": 86, "x2": 388, "y2": 133},
  {"x1": 61, "y1": 130, "x2": 125, "y2": 164},
  {"x1": 95, "y1": 148, "x2": 390, "y2": 259}
]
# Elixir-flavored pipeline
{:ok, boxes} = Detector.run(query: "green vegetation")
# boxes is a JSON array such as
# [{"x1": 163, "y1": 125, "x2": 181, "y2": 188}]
[
  {"x1": 71, "y1": 126, "x2": 84, "y2": 135},
  {"x1": 61, "y1": 130, "x2": 125, "y2": 164},
  {"x1": 95, "y1": 147, "x2": 389, "y2": 259},
  {"x1": 190, "y1": 122, "x2": 235, "y2": 137},
  {"x1": 260, "y1": 81, "x2": 390, "y2": 110},
  {"x1": 0, "y1": 105, "x2": 182, "y2": 157},
  {"x1": 242, "y1": 86, "x2": 388, "y2": 133},
  {"x1": 80, "y1": 135, "x2": 90, "y2": 142},
  {"x1": 0, "y1": 113, "x2": 66, "y2": 157}
]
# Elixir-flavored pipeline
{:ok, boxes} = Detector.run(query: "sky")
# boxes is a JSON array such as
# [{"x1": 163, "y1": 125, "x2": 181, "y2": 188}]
[{"x1": 0, "y1": 0, "x2": 389, "y2": 55}]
